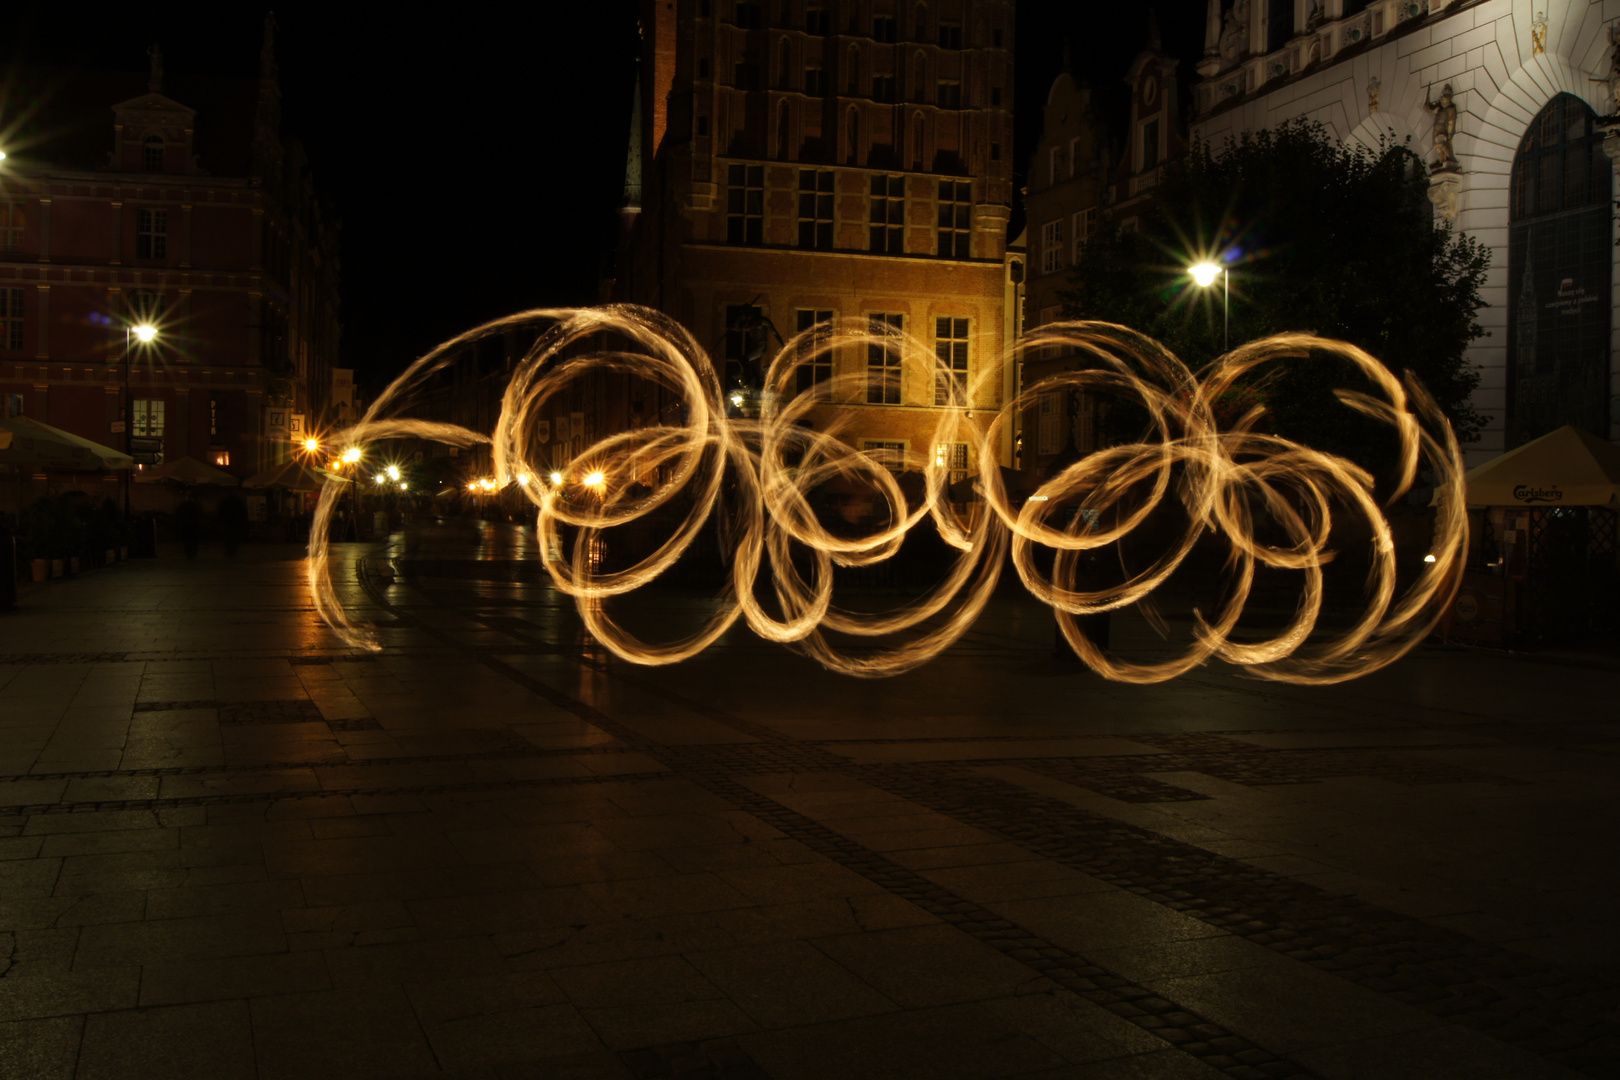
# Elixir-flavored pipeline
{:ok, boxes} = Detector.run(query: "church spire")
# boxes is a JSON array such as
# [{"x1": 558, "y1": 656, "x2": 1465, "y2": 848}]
[
  {"x1": 251, "y1": 12, "x2": 284, "y2": 188},
  {"x1": 622, "y1": 73, "x2": 643, "y2": 213},
  {"x1": 1204, "y1": 0, "x2": 1222, "y2": 56}
]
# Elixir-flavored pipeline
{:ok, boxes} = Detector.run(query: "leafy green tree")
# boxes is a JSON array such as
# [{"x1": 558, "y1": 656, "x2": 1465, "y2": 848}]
[{"x1": 1063, "y1": 120, "x2": 1491, "y2": 470}]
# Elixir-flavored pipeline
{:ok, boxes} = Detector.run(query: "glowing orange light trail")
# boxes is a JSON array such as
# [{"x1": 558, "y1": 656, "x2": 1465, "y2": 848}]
[{"x1": 305, "y1": 306, "x2": 1467, "y2": 684}]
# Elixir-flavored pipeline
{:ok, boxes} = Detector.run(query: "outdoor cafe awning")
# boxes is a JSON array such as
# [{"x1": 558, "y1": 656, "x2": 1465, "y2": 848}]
[
  {"x1": 0, "y1": 416, "x2": 133, "y2": 471},
  {"x1": 1445, "y1": 426, "x2": 1620, "y2": 509}
]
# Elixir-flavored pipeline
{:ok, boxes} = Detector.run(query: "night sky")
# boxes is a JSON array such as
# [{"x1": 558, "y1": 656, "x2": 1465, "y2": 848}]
[{"x1": 4, "y1": 1, "x2": 1210, "y2": 391}]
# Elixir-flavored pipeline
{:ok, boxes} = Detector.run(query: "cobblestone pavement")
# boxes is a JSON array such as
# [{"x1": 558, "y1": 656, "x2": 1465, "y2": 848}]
[{"x1": 0, "y1": 522, "x2": 1615, "y2": 1079}]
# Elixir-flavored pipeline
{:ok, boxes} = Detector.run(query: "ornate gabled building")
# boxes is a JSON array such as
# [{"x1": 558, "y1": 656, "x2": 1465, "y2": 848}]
[
  {"x1": 1190, "y1": 0, "x2": 1617, "y2": 459},
  {"x1": 0, "y1": 18, "x2": 341, "y2": 508},
  {"x1": 613, "y1": 0, "x2": 1020, "y2": 478},
  {"x1": 1017, "y1": 28, "x2": 1188, "y2": 476}
]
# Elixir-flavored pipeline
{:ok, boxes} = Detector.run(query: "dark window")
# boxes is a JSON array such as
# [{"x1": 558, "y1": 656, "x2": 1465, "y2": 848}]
[
  {"x1": 867, "y1": 313, "x2": 903, "y2": 404},
  {"x1": 697, "y1": 115, "x2": 710, "y2": 136},
  {"x1": 933, "y1": 316, "x2": 968, "y2": 405},
  {"x1": 805, "y1": 7, "x2": 829, "y2": 34},
  {"x1": 1141, "y1": 119, "x2": 1160, "y2": 171},
  {"x1": 990, "y1": 86, "x2": 1001, "y2": 106},
  {"x1": 804, "y1": 67, "x2": 825, "y2": 95},
  {"x1": 136, "y1": 209, "x2": 167, "y2": 259},
  {"x1": 734, "y1": 1, "x2": 761, "y2": 29},
  {"x1": 1507, "y1": 93, "x2": 1612, "y2": 444},
  {"x1": 938, "y1": 23, "x2": 962, "y2": 49},
  {"x1": 726, "y1": 164, "x2": 765, "y2": 244},
  {"x1": 797, "y1": 169, "x2": 835, "y2": 249},
  {"x1": 990, "y1": 142, "x2": 1000, "y2": 161},
  {"x1": 0, "y1": 203, "x2": 21, "y2": 251},
  {"x1": 698, "y1": 58, "x2": 710, "y2": 79},
  {"x1": 0, "y1": 288, "x2": 23, "y2": 351},
  {"x1": 1267, "y1": 0, "x2": 1293, "y2": 53},
  {"x1": 863, "y1": 440, "x2": 906, "y2": 470},
  {"x1": 734, "y1": 61, "x2": 761, "y2": 90},
  {"x1": 872, "y1": 74, "x2": 896, "y2": 102},
  {"x1": 992, "y1": 27, "x2": 1002, "y2": 47},
  {"x1": 937, "y1": 180, "x2": 971, "y2": 258},
  {"x1": 872, "y1": 15, "x2": 897, "y2": 43},
  {"x1": 1342, "y1": 0, "x2": 1368, "y2": 14},
  {"x1": 795, "y1": 309, "x2": 834, "y2": 399},
  {"x1": 699, "y1": 0, "x2": 711, "y2": 15},
  {"x1": 937, "y1": 80, "x2": 961, "y2": 109},
  {"x1": 869, "y1": 175, "x2": 904, "y2": 253},
  {"x1": 4, "y1": 392, "x2": 22, "y2": 417},
  {"x1": 724, "y1": 303, "x2": 766, "y2": 389},
  {"x1": 142, "y1": 135, "x2": 164, "y2": 172}
]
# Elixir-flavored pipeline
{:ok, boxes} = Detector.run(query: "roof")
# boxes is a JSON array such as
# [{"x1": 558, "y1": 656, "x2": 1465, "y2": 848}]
[
  {"x1": 1, "y1": 65, "x2": 258, "y2": 175},
  {"x1": 1457, "y1": 426, "x2": 1620, "y2": 508}
]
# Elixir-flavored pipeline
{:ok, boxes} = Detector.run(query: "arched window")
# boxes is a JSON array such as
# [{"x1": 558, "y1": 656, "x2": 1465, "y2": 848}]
[
  {"x1": 142, "y1": 135, "x2": 164, "y2": 172},
  {"x1": 1506, "y1": 93, "x2": 1612, "y2": 444}
]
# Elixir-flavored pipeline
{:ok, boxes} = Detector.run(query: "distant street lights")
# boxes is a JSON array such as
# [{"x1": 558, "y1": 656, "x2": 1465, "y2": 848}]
[
  {"x1": 1189, "y1": 261, "x2": 1229, "y2": 354},
  {"x1": 122, "y1": 322, "x2": 159, "y2": 517}
]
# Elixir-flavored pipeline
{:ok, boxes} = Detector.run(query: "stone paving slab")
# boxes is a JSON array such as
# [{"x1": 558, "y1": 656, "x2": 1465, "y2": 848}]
[{"x1": 0, "y1": 533, "x2": 1615, "y2": 1078}]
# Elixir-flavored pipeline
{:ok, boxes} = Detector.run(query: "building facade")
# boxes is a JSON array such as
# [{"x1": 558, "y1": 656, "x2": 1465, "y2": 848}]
[
  {"x1": 1018, "y1": 32, "x2": 1188, "y2": 476},
  {"x1": 614, "y1": 0, "x2": 1019, "y2": 479},
  {"x1": 0, "y1": 21, "x2": 341, "y2": 508},
  {"x1": 1190, "y1": 0, "x2": 1618, "y2": 459}
]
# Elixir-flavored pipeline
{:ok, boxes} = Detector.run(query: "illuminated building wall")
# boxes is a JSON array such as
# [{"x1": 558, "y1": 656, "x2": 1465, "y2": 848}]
[
  {"x1": 0, "y1": 21, "x2": 340, "y2": 503},
  {"x1": 1191, "y1": 0, "x2": 1618, "y2": 460},
  {"x1": 614, "y1": 0, "x2": 1020, "y2": 475}
]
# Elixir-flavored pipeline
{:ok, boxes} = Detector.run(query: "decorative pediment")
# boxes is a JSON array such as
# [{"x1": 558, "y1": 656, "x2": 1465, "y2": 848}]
[{"x1": 110, "y1": 92, "x2": 197, "y2": 174}]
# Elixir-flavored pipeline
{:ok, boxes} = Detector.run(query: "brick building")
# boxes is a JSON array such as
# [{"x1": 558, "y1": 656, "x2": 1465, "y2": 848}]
[
  {"x1": 612, "y1": 0, "x2": 1020, "y2": 480},
  {"x1": 0, "y1": 20, "x2": 341, "y2": 509}
]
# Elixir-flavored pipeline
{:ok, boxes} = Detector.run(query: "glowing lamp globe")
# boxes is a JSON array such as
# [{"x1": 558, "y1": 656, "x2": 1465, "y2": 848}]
[{"x1": 1189, "y1": 263, "x2": 1221, "y2": 288}]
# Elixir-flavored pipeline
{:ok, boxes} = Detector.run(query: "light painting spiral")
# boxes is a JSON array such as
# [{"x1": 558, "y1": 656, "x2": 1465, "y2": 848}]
[{"x1": 307, "y1": 305, "x2": 1468, "y2": 684}]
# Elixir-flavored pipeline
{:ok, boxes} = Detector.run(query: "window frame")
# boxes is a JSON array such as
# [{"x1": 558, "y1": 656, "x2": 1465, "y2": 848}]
[
  {"x1": 726, "y1": 164, "x2": 765, "y2": 245},
  {"x1": 797, "y1": 169, "x2": 836, "y2": 249},
  {"x1": 937, "y1": 180, "x2": 971, "y2": 259},
  {"x1": 132, "y1": 398, "x2": 166, "y2": 437},
  {"x1": 0, "y1": 288, "x2": 23, "y2": 351},
  {"x1": 933, "y1": 316, "x2": 969, "y2": 407},
  {"x1": 136, "y1": 208, "x2": 168, "y2": 260},
  {"x1": 1040, "y1": 218, "x2": 1064, "y2": 275},
  {"x1": 794, "y1": 308, "x2": 835, "y2": 400},
  {"x1": 866, "y1": 312, "x2": 903, "y2": 405},
  {"x1": 868, "y1": 174, "x2": 905, "y2": 254}
]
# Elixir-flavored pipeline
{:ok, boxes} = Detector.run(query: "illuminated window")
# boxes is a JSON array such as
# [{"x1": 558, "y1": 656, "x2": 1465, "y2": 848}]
[
  {"x1": 726, "y1": 164, "x2": 764, "y2": 244},
  {"x1": 866, "y1": 313, "x2": 902, "y2": 404},
  {"x1": 937, "y1": 180, "x2": 971, "y2": 258},
  {"x1": 937, "y1": 80, "x2": 961, "y2": 109},
  {"x1": 136, "y1": 208, "x2": 167, "y2": 259},
  {"x1": 132, "y1": 398, "x2": 165, "y2": 436},
  {"x1": 142, "y1": 135, "x2": 164, "y2": 172},
  {"x1": 0, "y1": 203, "x2": 23, "y2": 251},
  {"x1": 0, "y1": 289, "x2": 22, "y2": 351},
  {"x1": 795, "y1": 309, "x2": 834, "y2": 399},
  {"x1": 935, "y1": 441, "x2": 968, "y2": 485},
  {"x1": 869, "y1": 175, "x2": 904, "y2": 253},
  {"x1": 212, "y1": 449, "x2": 230, "y2": 467},
  {"x1": 862, "y1": 440, "x2": 906, "y2": 471},
  {"x1": 797, "y1": 169, "x2": 835, "y2": 249},
  {"x1": 1040, "y1": 218, "x2": 1064, "y2": 274},
  {"x1": 933, "y1": 316, "x2": 968, "y2": 406}
]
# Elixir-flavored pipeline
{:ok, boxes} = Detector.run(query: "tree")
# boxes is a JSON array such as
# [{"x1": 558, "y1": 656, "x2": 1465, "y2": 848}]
[{"x1": 1063, "y1": 120, "x2": 1491, "y2": 471}]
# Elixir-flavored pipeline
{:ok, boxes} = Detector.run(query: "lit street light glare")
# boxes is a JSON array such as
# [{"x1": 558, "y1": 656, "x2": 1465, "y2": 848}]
[
  {"x1": 385, "y1": 464, "x2": 401, "y2": 481},
  {"x1": 584, "y1": 470, "x2": 606, "y2": 487},
  {"x1": 342, "y1": 447, "x2": 362, "y2": 464},
  {"x1": 1189, "y1": 262, "x2": 1222, "y2": 288},
  {"x1": 132, "y1": 323, "x2": 158, "y2": 343},
  {"x1": 548, "y1": 471, "x2": 564, "y2": 485},
  {"x1": 302, "y1": 438, "x2": 320, "y2": 453}
]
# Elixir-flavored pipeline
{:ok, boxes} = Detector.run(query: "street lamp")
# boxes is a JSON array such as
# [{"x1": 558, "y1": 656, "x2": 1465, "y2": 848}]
[
  {"x1": 122, "y1": 322, "x2": 159, "y2": 517},
  {"x1": 1188, "y1": 261, "x2": 1229, "y2": 354}
]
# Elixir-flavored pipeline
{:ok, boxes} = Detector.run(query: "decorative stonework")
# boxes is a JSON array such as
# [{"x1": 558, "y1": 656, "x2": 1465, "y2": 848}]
[{"x1": 1427, "y1": 172, "x2": 1461, "y2": 222}]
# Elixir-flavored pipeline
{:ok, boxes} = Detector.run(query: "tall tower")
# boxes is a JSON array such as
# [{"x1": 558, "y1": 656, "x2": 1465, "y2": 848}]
[{"x1": 618, "y1": 0, "x2": 1018, "y2": 473}]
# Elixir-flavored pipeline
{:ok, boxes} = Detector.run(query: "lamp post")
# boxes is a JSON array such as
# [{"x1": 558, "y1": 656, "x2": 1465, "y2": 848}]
[
  {"x1": 1189, "y1": 262, "x2": 1229, "y2": 354},
  {"x1": 122, "y1": 322, "x2": 158, "y2": 518}
]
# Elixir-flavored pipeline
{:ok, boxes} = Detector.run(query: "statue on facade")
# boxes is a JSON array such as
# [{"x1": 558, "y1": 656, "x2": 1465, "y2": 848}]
[
  {"x1": 1531, "y1": 12, "x2": 1547, "y2": 56},
  {"x1": 1367, "y1": 76, "x2": 1381, "y2": 115},
  {"x1": 146, "y1": 43, "x2": 163, "y2": 93},
  {"x1": 1594, "y1": 26, "x2": 1620, "y2": 117},
  {"x1": 1219, "y1": 0, "x2": 1251, "y2": 65},
  {"x1": 1424, "y1": 83, "x2": 1459, "y2": 172}
]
